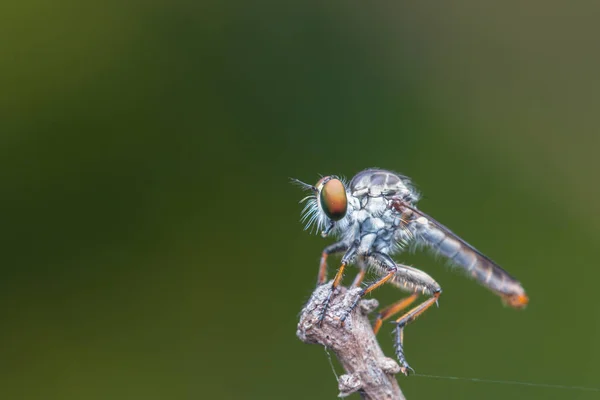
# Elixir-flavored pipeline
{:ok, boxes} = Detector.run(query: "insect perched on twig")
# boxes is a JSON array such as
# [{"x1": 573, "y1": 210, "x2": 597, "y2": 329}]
[{"x1": 292, "y1": 168, "x2": 528, "y2": 375}]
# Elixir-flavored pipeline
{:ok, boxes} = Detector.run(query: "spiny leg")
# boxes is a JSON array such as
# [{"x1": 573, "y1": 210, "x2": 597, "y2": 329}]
[
  {"x1": 339, "y1": 252, "x2": 399, "y2": 324},
  {"x1": 317, "y1": 263, "x2": 348, "y2": 326},
  {"x1": 317, "y1": 243, "x2": 358, "y2": 326},
  {"x1": 395, "y1": 290, "x2": 441, "y2": 328},
  {"x1": 394, "y1": 326, "x2": 410, "y2": 375},
  {"x1": 394, "y1": 289, "x2": 442, "y2": 375},
  {"x1": 372, "y1": 293, "x2": 418, "y2": 335},
  {"x1": 317, "y1": 241, "x2": 348, "y2": 285},
  {"x1": 367, "y1": 262, "x2": 442, "y2": 374}
]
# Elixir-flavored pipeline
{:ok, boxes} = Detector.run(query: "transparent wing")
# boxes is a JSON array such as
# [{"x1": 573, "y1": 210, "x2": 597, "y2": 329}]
[{"x1": 397, "y1": 202, "x2": 528, "y2": 308}]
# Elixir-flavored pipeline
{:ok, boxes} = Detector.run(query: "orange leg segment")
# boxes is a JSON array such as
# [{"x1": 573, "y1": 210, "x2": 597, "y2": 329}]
[
  {"x1": 339, "y1": 268, "x2": 397, "y2": 324},
  {"x1": 393, "y1": 290, "x2": 441, "y2": 375},
  {"x1": 317, "y1": 252, "x2": 328, "y2": 285},
  {"x1": 363, "y1": 270, "x2": 395, "y2": 295},
  {"x1": 316, "y1": 241, "x2": 349, "y2": 286},
  {"x1": 372, "y1": 293, "x2": 419, "y2": 335},
  {"x1": 351, "y1": 269, "x2": 366, "y2": 288},
  {"x1": 317, "y1": 263, "x2": 347, "y2": 326},
  {"x1": 332, "y1": 263, "x2": 347, "y2": 288},
  {"x1": 395, "y1": 290, "x2": 441, "y2": 327}
]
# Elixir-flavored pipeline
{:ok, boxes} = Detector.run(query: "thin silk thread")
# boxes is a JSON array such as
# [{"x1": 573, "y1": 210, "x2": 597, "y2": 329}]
[
  {"x1": 323, "y1": 347, "x2": 339, "y2": 382},
  {"x1": 411, "y1": 373, "x2": 600, "y2": 392}
]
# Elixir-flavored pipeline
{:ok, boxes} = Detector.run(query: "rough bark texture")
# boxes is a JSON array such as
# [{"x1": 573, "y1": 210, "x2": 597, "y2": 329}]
[{"x1": 297, "y1": 285, "x2": 406, "y2": 400}]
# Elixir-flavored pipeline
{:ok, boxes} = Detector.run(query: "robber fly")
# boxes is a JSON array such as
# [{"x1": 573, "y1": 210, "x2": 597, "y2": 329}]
[{"x1": 293, "y1": 168, "x2": 528, "y2": 374}]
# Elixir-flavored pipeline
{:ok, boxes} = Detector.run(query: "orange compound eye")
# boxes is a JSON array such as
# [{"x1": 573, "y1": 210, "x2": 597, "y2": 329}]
[{"x1": 319, "y1": 178, "x2": 348, "y2": 221}]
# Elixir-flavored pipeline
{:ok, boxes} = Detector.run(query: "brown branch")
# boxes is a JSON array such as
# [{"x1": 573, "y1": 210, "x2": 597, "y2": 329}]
[{"x1": 297, "y1": 285, "x2": 406, "y2": 400}]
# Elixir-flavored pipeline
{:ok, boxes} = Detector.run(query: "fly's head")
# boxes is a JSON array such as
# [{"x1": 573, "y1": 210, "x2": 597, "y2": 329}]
[{"x1": 291, "y1": 175, "x2": 349, "y2": 237}]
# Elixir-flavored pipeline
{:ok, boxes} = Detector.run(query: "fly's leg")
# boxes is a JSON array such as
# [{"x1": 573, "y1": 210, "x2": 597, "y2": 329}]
[
  {"x1": 393, "y1": 288, "x2": 442, "y2": 375},
  {"x1": 317, "y1": 243, "x2": 358, "y2": 326},
  {"x1": 351, "y1": 268, "x2": 367, "y2": 288},
  {"x1": 317, "y1": 241, "x2": 348, "y2": 285},
  {"x1": 339, "y1": 252, "x2": 398, "y2": 325},
  {"x1": 394, "y1": 325, "x2": 410, "y2": 375},
  {"x1": 372, "y1": 293, "x2": 419, "y2": 335},
  {"x1": 365, "y1": 261, "x2": 442, "y2": 375}
]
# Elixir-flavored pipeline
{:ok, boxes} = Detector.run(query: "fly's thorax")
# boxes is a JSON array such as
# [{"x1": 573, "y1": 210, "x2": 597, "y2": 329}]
[
  {"x1": 349, "y1": 168, "x2": 418, "y2": 201},
  {"x1": 361, "y1": 196, "x2": 388, "y2": 217},
  {"x1": 359, "y1": 214, "x2": 386, "y2": 233},
  {"x1": 343, "y1": 205, "x2": 413, "y2": 256}
]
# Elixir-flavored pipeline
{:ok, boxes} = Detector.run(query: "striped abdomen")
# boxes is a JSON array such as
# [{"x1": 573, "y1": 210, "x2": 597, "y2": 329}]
[{"x1": 411, "y1": 211, "x2": 528, "y2": 308}]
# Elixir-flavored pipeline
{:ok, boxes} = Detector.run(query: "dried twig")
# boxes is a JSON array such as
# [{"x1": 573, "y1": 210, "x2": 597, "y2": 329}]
[{"x1": 297, "y1": 284, "x2": 406, "y2": 400}]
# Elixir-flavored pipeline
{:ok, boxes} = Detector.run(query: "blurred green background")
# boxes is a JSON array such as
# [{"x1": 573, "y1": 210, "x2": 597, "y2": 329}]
[{"x1": 1, "y1": 1, "x2": 599, "y2": 399}]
